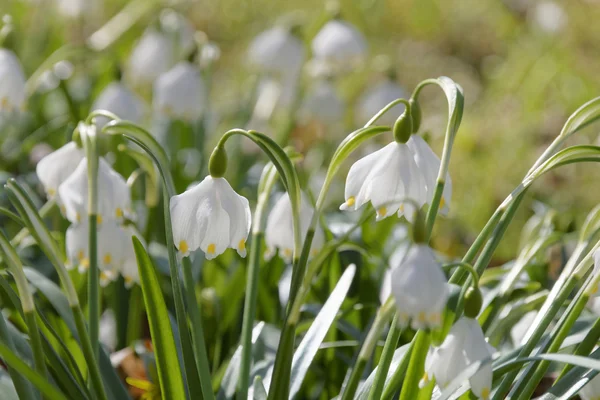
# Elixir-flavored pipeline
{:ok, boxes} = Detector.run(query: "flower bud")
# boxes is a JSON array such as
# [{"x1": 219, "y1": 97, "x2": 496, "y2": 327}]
[
  {"x1": 463, "y1": 286, "x2": 483, "y2": 318},
  {"x1": 208, "y1": 145, "x2": 228, "y2": 178},
  {"x1": 409, "y1": 98, "x2": 422, "y2": 132},
  {"x1": 393, "y1": 110, "x2": 413, "y2": 143}
]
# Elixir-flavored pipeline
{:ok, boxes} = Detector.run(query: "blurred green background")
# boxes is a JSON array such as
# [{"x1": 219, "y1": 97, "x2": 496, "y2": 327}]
[{"x1": 3, "y1": 0, "x2": 600, "y2": 261}]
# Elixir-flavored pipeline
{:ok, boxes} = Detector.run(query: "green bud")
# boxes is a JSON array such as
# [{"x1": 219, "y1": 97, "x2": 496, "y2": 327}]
[
  {"x1": 208, "y1": 145, "x2": 228, "y2": 178},
  {"x1": 412, "y1": 208, "x2": 427, "y2": 243},
  {"x1": 72, "y1": 128, "x2": 83, "y2": 148},
  {"x1": 409, "y1": 98, "x2": 422, "y2": 133},
  {"x1": 393, "y1": 110, "x2": 413, "y2": 143},
  {"x1": 463, "y1": 286, "x2": 483, "y2": 319}
]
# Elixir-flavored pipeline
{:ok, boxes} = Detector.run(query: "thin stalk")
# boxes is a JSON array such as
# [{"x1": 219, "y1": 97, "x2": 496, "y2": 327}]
[
  {"x1": 182, "y1": 258, "x2": 214, "y2": 400},
  {"x1": 398, "y1": 331, "x2": 430, "y2": 400},
  {"x1": 492, "y1": 275, "x2": 578, "y2": 400},
  {"x1": 555, "y1": 316, "x2": 600, "y2": 380},
  {"x1": 381, "y1": 341, "x2": 413, "y2": 400},
  {"x1": 88, "y1": 215, "x2": 99, "y2": 363},
  {"x1": 24, "y1": 311, "x2": 48, "y2": 382},
  {"x1": 266, "y1": 319, "x2": 297, "y2": 400},
  {"x1": 369, "y1": 315, "x2": 402, "y2": 400},
  {"x1": 341, "y1": 300, "x2": 396, "y2": 400},
  {"x1": 10, "y1": 200, "x2": 55, "y2": 248}
]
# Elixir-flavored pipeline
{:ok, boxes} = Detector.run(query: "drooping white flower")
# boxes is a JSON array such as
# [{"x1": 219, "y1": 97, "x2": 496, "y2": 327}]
[
  {"x1": 421, "y1": 317, "x2": 495, "y2": 400},
  {"x1": 153, "y1": 61, "x2": 206, "y2": 121},
  {"x1": 299, "y1": 79, "x2": 344, "y2": 126},
  {"x1": 199, "y1": 41, "x2": 221, "y2": 69},
  {"x1": 36, "y1": 142, "x2": 85, "y2": 199},
  {"x1": 118, "y1": 226, "x2": 143, "y2": 288},
  {"x1": 340, "y1": 141, "x2": 427, "y2": 221},
  {"x1": 159, "y1": 10, "x2": 196, "y2": 57},
  {"x1": 407, "y1": 134, "x2": 452, "y2": 213},
  {"x1": 58, "y1": 157, "x2": 131, "y2": 224},
  {"x1": 355, "y1": 78, "x2": 406, "y2": 126},
  {"x1": 91, "y1": 81, "x2": 145, "y2": 128},
  {"x1": 170, "y1": 176, "x2": 251, "y2": 260},
  {"x1": 530, "y1": 1, "x2": 567, "y2": 34},
  {"x1": 390, "y1": 244, "x2": 448, "y2": 329},
  {"x1": 265, "y1": 192, "x2": 325, "y2": 263},
  {"x1": 66, "y1": 219, "x2": 129, "y2": 286},
  {"x1": 0, "y1": 48, "x2": 26, "y2": 113},
  {"x1": 54, "y1": 0, "x2": 96, "y2": 18},
  {"x1": 311, "y1": 19, "x2": 367, "y2": 72},
  {"x1": 128, "y1": 30, "x2": 175, "y2": 85},
  {"x1": 248, "y1": 26, "x2": 305, "y2": 76},
  {"x1": 579, "y1": 373, "x2": 600, "y2": 400}
]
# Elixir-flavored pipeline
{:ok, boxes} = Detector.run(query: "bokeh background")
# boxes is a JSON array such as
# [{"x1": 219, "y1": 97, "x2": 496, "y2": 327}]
[{"x1": 3, "y1": 0, "x2": 600, "y2": 262}]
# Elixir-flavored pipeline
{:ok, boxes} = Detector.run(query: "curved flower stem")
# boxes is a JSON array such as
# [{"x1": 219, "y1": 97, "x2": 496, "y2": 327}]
[
  {"x1": 368, "y1": 314, "x2": 402, "y2": 400},
  {"x1": 442, "y1": 262, "x2": 479, "y2": 288},
  {"x1": 398, "y1": 331, "x2": 430, "y2": 400},
  {"x1": 341, "y1": 298, "x2": 396, "y2": 400}
]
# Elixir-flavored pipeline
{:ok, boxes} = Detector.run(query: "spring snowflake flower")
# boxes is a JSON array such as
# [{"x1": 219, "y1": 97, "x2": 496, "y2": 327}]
[
  {"x1": 153, "y1": 61, "x2": 206, "y2": 121},
  {"x1": 311, "y1": 19, "x2": 367, "y2": 72},
  {"x1": 91, "y1": 81, "x2": 145, "y2": 128},
  {"x1": 356, "y1": 78, "x2": 406, "y2": 126},
  {"x1": 340, "y1": 141, "x2": 427, "y2": 221},
  {"x1": 248, "y1": 26, "x2": 305, "y2": 76},
  {"x1": 36, "y1": 142, "x2": 85, "y2": 199},
  {"x1": 421, "y1": 317, "x2": 495, "y2": 400},
  {"x1": 58, "y1": 157, "x2": 131, "y2": 224},
  {"x1": 390, "y1": 244, "x2": 448, "y2": 329},
  {"x1": 299, "y1": 79, "x2": 344, "y2": 126},
  {"x1": 118, "y1": 226, "x2": 143, "y2": 288},
  {"x1": 159, "y1": 10, "x2": 196, "y2": 57},
  {"x1": 170, "y1": 176, "x2": 251, "y2": 260},
  {"x1": 128, "y1": 29, "x2": 174, "y2": 85},
  {"x1": 265, "y1": 192, "x2": 325, "y2": 263},
  {"x1": 66, "y1": 220, "x2": 129, "y2": 286},
  {"x1": 0, "y1": 48, "x2": 26, "y2": 113}
]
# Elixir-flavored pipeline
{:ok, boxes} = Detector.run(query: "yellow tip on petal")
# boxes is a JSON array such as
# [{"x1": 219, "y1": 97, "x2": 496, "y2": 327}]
[
  {"x1": 418, "y1": 312, "x2": 426, "y2": 323},
  {"x1": 207, "y1": 243, "x2": 216, "y2": 255},
  {"x1": 80, "y1": 258, "x2": 90, "y2": 269},
  {"x1": 100, "y1": 271, "x2": 108, "y2": 281},
  {"x1": 399, "y1": 204, "x2": 405, "y2": 212},
  {"x1": 283, "y1": 248, "x2": 292, "y2": 258},
  {"x1": 103, "y1": 254, "x2": 112, "y2": 265},
  {"x1": 77, "y1": 250, "x2": 85, "y2": 261},
  {"x1": 124, "y1": 276, "x2": 134, "y2": 285},
  {"x1": 0, "y1": 97, "x2": 8, "y2": 109},
  {"x1": 115, "y1": 208, "x2": 123, "y2": 218},
  {"x1": 377, "y1": 207, "x2": 387, "y2": 218},
  {"x1": 238, "y1": 240, "x2": 246, "y2": 252},
  {"x1": 96, "y1": 215, "x2": 103, "y2": 224},
  {"x1": 76, "y1": 212, "x2": 81, "y2": 223},
  {"x1": 47, "y1": 188, "x2": 56, "y2": 197},
  {"x1": 346, "y1": 196, "x2": 355, "y2": 207},
  {"x1": 440, "y1": 197, "x2": 446, "y2": 209},
  {"x1": 179, "y1": 240, "x2": 189, "y2": 254},
  {"x1": 481, "y1": 387, "x2": 490, "y2": 400},
  {"x1": 422, "y1": 372, "x2": 429, "y2": 383}
]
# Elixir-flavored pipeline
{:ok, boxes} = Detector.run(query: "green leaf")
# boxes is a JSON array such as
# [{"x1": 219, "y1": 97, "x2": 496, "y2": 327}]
[
  {"x1": 559, "y1": 96, "x2": 600, "y2": 138},
  {"x1": 132, "y1": 236, "x2": 186, "y2": 399},
  {"x1": 355, "y1": 345, "x2": 411, "y2": 400},
  {"x1": 0, "y1": 342, "x2": 68, "y2": 400},
  {"x1": 0, "y1": 311, "x2": 36, "y2": 400},
  {"x1": 434, "y1": 76, "x2": 464, "y2": 141},
  {"x1": 289, "y1": 264, "x2": 356, "y2": 398}
]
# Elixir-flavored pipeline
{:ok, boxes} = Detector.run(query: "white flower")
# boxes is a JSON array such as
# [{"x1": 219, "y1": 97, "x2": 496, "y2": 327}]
[
  {"x1": 0, "y1": 48, "x2": 26, "y2": 113},
  {"x1": 170, "y1": 176, "x2": 251, "y2": 260},
  {"x1": 36, "y1": 142, "x2": 85, "y2": 199},
  {"x1": 55, "y1": 0, "x2": 95, "y2": 18},
  {"x1": 355, "y1": 78, "x2": 406, "y2": 126},
  {"x1": 153, "y1": 61, "x2": 206, "y2": 121},
  {"x1": 530, "y1": 1, "x2": 567, "y2": 34},
  {"x1": 199, "y1": 42, "x2": 221, "y2": 69},
  {"x1": 311, "y1": 19, "x2": 367, "y2": 72},
  {"x1": 265, "y1": 192, "x2": 325, "y2": 263},
  {"x1": 390, "y1": 244, "x2": 448, "y2": 329},
  {"x1": 407, "y1": 135, "x2": 452, "y2": 213},
  {"x1": 579, "y1": 373, "x2": 600, "y2": 400},
  {"x1": 118, "y1": 226, "x2": 142, "y2": 288},
  {"x1": 340, "y1": 141, "x2": 427, "y2": 221},
  {"x1": 248, "y1": 26, "x2": 305, "y2": 76},
  {"x1": 66, "y1": 219, "x2": 129, "y2": 286},
  {"x1": 421, "y1": 317, "x2": 495, "y2": 400},
  {"x1": 128, "y1": 30, "x2": 174, "y2": 85},
  {"x1": 58, "y1": 157, "x2": 131, "y2": 224},
  {"x1": 159, "y1": 10, "x2": 196, "y2": 57},
  {"x1": 299, "y1": 80, "x2": 344, "y2": 126},
  {"x1": 91, "y1": 81, "x2": 145, "y2": 128}
]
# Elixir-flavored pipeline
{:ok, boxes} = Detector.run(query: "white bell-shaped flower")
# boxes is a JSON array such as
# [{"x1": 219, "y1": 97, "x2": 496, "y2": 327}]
[
  {"x1": 248, "y1": 26, "x2": 305, "y2": 76},
  {"x1": 390, "y1": 244, "x2": 448, "y2": 329},
  {"x1": 91, "y1": 81, "x2": 145, "y2": 128},
  {"x1": 340, "y1": 141, "x2": 427, "y2": 221},
  {"x1": 36, "y1": 142, "x2": 85, "y2": 199},
  {"x1": 66, "y1": 219, "x2": 129, "y2": 286},
  {"x1": 153, "y1": 61, "x2": 206, "y2": 121},
  {"x1": 170, "y1": 176, "x2": 251, "y2": 260},
  {"x1": 118, "y1": 226, "x2": 143, "y2": 288},
  {"x1": 159, "y1": 10, "x2": 196, "y2": 57},
  {"x1": 58, "y1": 157, "x2": 131, "y2": 224},
  {"x1": 407, "y1": 134, "x2": 452, "y2": 213},
  {"x1": 128, "y1": 30, "x2": 174, "y2": 85},
  {"x1": 265, "y1": 192, "x2": 325, "y2": 263},
  {"x1": 0, "y1": 48, "x2": 26, "y2": 113},
  {"x1": 299, "y1": 79, "x2": 344, "y2": 126},
  {"x1": 356, "y1": 78, "x2": 406, "y2": 126},
  {"x1": 421, "y1": 317, "x2": 495, "y2": 400},
  {"x1": 579, "y1": 373, "x2": 600, "y2": 400},
  {"x1": 311, "y1": 19, "x2": 367, "y2": 71}
]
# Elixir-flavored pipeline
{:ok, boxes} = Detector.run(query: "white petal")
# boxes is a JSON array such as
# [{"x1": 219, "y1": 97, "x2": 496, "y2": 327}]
[
  {"x1": 356, "y1": 79, "x2": 406, "y2": 126},
  {"x1": 0, "y1": 49, "x2": 26, "y2": 112},
  {"x1": 128, "y1": 30, "x2": 174, "y2": 84},
  {"x1": 469, "y1": 363, "x2": 492, "y2": 400},
  {"x1": 36, "y1": 142, "x2": 84, "y2": 198},
  {"x1": 91, "y1": 82, "x2": 145, "y2": 128},
  {"x1": 153, "y1": 62, "x2": 206, "y2": 121},
  {"x1": 66, "y1": 223, "x2": 89, "y2": 271},
  {"x1": 300, "y1": 80, "x2": 344, "y2": 125},
  {"x1": 248, "y1": 27, "x2": 305, "y2": 74},
  {"x1": 579, "y1": 374, "x2": 600, "y2": 400},
  {"x1": 311, "y1": 20, "x2": 367, "y2": 69},
  {"x1": 199, "y1": 202, "x2": 230, "y2": 260},
  {"x1": 213, "y1": 178, "x2": 251, "y2": 257},
  {"x1": 265, "y1": 192, "x2": 295, "y2": 260}
]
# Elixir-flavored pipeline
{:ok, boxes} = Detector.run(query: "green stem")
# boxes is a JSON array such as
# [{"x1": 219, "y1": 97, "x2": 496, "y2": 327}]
[
  {"x1": 88, "y1": 215, "x2": 99, "y2": 363},
  {"x1": 381, "y1": 341, "x2": 413, "y2": 400},
  {"x1": 182, "y1": 258, "x2": 214, "y2": 400},
  {"x1": 492, "y1": 275, "x2": 578, "y2": 400},
  {"x1": 72, "y1": 305, "x2": 108, "y2": 400},
  {"x1": 266, "y1": 320, "x2": 297, "y2": 400},
  {"x1": 369, "y1": 315, "x2": 402, "y2": 400},
  {"x1": 442, "y1": 262, "x2": 479, "y2": 287},
  {"x1": 0, "y1": 312, "x2": 36, "y2": 400},
  {"x1": 398, "y1": 331, "x2": 430, "y2": 400},
  {"x1": 24, "y1": 311, "x2": 47, "y2": 383}
]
